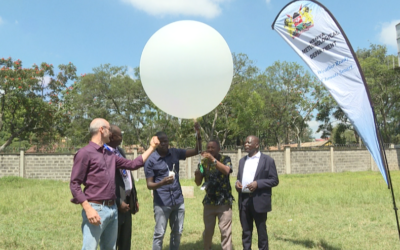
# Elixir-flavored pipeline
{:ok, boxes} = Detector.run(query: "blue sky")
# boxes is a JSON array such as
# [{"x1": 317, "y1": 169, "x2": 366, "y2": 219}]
[{"x1": 1, "y1": 0, "x2": 399, "y2": 138}]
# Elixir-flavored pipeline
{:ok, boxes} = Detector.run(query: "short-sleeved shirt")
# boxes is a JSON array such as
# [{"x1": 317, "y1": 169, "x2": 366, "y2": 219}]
[
  {"x1": 198, "y1": 154, "x2": 234, "y2": 206},
  {"x1": 144, "y1": 148, "x2": 186, "y2": 206}
]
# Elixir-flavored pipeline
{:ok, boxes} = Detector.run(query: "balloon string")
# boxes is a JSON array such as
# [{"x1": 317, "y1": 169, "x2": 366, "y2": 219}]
[
  {"x1": 196, "y1": 131, "x2": 201, "y2": 163},
  {"x1": 194, "y1": 119, "x2": 202, "y2": 170}
]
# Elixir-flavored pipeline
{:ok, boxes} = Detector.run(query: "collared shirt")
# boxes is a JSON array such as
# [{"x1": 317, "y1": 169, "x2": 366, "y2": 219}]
[
  {"x1": 104, "y1": 144, "x2": 132, "y2": 193},
  {"x1": 144, "y1": 148, "x2": 186, "y2": 206},
  {"x1": 242, "y1": 151, "x2": 261, "y2": 193},
  {"x1": 70, "y1": 141, "x2": 144, "y2": 204},
  {"x1": 198, "y1": 155, "x2": 234, "y2": 205}
]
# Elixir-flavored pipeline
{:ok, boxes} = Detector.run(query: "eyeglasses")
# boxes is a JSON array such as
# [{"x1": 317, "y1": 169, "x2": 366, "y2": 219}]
[{"x1": 102, "y1": 126, "x2": 110, "y2": 131}]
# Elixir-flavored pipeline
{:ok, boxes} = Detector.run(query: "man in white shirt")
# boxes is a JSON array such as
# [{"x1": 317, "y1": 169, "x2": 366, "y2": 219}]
[{"x1": 235, "y1": 135, "x2": 279, "y2": 250}]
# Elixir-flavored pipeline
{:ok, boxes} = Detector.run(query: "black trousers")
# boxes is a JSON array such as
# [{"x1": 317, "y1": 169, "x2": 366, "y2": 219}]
[
  {"x1": 239, "y1": 197, "x2": 268, "y2": 250},
  {"x1": 116, "y1": 211, "x2": 132, "y2": 250}
]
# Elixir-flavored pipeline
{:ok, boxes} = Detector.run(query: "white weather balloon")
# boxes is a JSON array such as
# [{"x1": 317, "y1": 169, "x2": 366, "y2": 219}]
[{"x1": 140, "y1": 20, "x2": 233, "y2": 119}]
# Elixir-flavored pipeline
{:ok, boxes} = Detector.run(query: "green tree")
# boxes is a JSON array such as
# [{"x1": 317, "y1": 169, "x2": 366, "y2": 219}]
[
  {"x1": 300, "y1": 127, "x2": 314, "y2": 143},
  {"x1": 316, "y1": 104, "x2": 361, "y2": 145},
  {"x1": 198, "y1": 53, "x2": 259, "y2": 147},
  {"x1": 0, "y1": 57, "x2": 76, "y2": 151},
  {"x1": 65, "y1": 64, "x2": 198, "y2": 149},
  {"x1": 263, "y1": 61, "x2": 325, "y2": 148},
  {"x1": 316, "y1": 44, "x2": 400, "y2": 144},
  {"x1": 357, "y1": 44, "x2": 400, "y2": 143}
]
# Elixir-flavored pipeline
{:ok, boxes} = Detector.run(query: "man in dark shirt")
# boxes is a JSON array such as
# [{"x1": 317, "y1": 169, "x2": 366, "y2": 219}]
[
  {"x1": 70, "y1": 118, "x2": 159, "y2": 250},
  {"x1": 194, "y1": 140, "x2": 234, "y2": 250},
  {"x1": 105, "y1": 125, "x2": 138, "y2": 250},
  {"x1": 144, "y1": 122, "x2": 201, "y2": 250}
]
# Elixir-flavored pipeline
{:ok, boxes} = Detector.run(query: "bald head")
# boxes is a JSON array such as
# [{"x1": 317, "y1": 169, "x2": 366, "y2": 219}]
[
  {"x1": 247, "y1": 135, "x2": 259, "y2": 144},
  {"x1": 89, "y1": 118, "x2": 109, "y2": 137}
]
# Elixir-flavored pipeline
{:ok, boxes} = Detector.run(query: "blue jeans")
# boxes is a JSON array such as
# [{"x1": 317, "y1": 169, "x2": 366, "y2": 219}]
[
  {"x1": 81, "y1": 202, "x2": 118, "y2": 250},
  {"x1": 152, "y1": 203, "x2": 185, "y2": 250}
]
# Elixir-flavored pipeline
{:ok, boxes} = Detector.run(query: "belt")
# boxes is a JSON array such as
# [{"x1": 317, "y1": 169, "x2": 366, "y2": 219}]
[{"x1": 88, "y1": 200, "x2": 115, "y2": 206}]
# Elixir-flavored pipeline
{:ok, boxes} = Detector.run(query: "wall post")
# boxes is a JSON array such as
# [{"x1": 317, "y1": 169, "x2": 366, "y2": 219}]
[
  {"x1": 284, "y1": 146, "x2": 291, "y2": 174},
  {"x1": 370, "y1": 153, "x2": 374, "y2": 171},
  {"x1": 330, "y1": 146, "x2": 335, "y2": 173},
  {"x1": 19, "y1": 148, "x2": 25, "y2": 178}
]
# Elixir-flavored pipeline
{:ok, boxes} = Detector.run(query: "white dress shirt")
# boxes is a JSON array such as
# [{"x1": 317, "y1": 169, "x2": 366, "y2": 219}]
[{"x1": 242, "y1": 151, "x2": 261, "y2": 193}]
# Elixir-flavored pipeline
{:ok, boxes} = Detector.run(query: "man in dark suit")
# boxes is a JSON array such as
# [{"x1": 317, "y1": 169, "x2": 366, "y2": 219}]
[
  {"x1": 235, "y1": 135, "x2": 279, "y2": 250},
  {"x1": 106, "y1": 125, "x2": 139, "y2": 250}
]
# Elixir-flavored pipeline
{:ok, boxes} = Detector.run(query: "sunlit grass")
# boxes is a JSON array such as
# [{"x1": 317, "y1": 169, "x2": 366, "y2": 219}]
[{"x1": 1, "y1": 171, "x2": 400, "y2": 249}]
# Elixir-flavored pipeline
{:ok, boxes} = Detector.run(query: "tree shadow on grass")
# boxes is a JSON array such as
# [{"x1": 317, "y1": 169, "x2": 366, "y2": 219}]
[{"x1": 276, "y1": 236, "x2": 342, "y2": 250}]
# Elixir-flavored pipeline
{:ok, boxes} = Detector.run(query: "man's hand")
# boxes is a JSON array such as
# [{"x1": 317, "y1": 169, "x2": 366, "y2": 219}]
[
  {"x1": 150, "y1": 136, "x2": 160, "y2": 149},
  {"x1": 246, "y1": 181, "x2": 258, "y2": 192},
  {"x1": 85, "y1": 206, "x2": 101, "y2": 226},
  {"x1": 201, "y1": 151, "x2": 214, "y2": 161},
  {"x1": 118, "y1": 201, "x2": 130, "y2": 213},
  {"x1": 162, "y1": 176, "x2": 174, "y2": 186},
  {"x1": 235, "y1": 180, "x2": 243, "y2": 191}
]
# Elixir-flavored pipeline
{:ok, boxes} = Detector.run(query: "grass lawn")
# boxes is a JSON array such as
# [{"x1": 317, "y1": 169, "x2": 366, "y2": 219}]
[{"x1": 1, "y1": 171, "x2": 400, "y2": 249}]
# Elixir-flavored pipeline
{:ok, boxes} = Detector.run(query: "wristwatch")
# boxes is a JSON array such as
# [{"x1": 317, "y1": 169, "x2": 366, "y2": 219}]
[{"x1": 213, "y1": 158, "x2": 217, "y2": 164}]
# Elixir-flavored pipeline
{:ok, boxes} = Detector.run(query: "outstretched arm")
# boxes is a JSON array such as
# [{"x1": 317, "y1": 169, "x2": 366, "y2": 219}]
[
  {"x1": 185, "y1": 122, "x2": 202, "y2": 157},
  {"x1": 142, "y1": 136, "x2": 160, "y2": 162}
]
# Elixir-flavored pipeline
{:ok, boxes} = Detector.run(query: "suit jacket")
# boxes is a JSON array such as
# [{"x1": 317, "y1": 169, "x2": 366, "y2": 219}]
[
  {"x1": 237, "y1": 152, "x2": 279, "y2": 214},
  {"x1": 115, "y1": 147, "x2": 139, "y2": 219}
]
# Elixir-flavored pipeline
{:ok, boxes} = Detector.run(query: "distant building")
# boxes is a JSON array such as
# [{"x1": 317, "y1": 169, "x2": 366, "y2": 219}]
[
  {"x1": 397, "y1": 22, "x2": 400, "y2": 67},
  {"x1": 268, "y1": 138, "x2": 331, "y2": 151}
]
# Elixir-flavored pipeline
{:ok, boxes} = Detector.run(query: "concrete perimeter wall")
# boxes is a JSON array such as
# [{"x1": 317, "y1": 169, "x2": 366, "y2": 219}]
[{"x1": 1, "y1": 148, "x2": 400, "y2": 181}]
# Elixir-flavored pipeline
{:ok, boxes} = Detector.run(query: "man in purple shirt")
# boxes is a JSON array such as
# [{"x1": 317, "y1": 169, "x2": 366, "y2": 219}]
[{"x1": 70, "y1": 118, "x2": 159, "y2": 250}]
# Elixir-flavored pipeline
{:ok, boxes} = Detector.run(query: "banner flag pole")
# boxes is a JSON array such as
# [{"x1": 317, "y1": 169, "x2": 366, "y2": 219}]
[{"x1": 272, "y1": 0, "x2": 400, "y2": 240}]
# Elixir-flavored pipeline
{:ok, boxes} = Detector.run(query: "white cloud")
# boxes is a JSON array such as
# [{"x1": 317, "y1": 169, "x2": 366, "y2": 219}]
[
  {"x1": 38, "y1": 76, "x2": 52, "y2": 87},
  {"x1": 15, "y1": 20, "x2": 18, "y2": 25},
  {"x1": 378, "y1": 19, "x2": 400, "y2": 50},
  {"x1": 307, "y1": 120, "x2": 322, "y2": 139},
  {"x1": 121, "y1": 0, "x2": 229, "y2": 18},
  {"x1": 0, "y1": 16, "x2": 4, "y2": 25},
  {"x1": 265, "y1": 0, "x2": 271, "y2": 4}
]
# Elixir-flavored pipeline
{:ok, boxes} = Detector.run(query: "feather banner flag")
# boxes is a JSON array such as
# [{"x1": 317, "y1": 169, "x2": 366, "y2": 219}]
[{"x1": 272, "y1": 0, "x2": 389, "y2": 186}]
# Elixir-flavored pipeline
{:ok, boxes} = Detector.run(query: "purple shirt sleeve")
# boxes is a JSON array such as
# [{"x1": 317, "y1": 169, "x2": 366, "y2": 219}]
[
  {"x1": 116, "y1": 155, "x2": 144, "y2": 170},
  {"x1": 70, "y1": 150, "x2": 90, "y2": 204}
]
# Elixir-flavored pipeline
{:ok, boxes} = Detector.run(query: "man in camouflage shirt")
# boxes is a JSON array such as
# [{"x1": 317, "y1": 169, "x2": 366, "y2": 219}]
[{"x1": 194, "y1": 140, "x2": 234, "y2": 250}]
